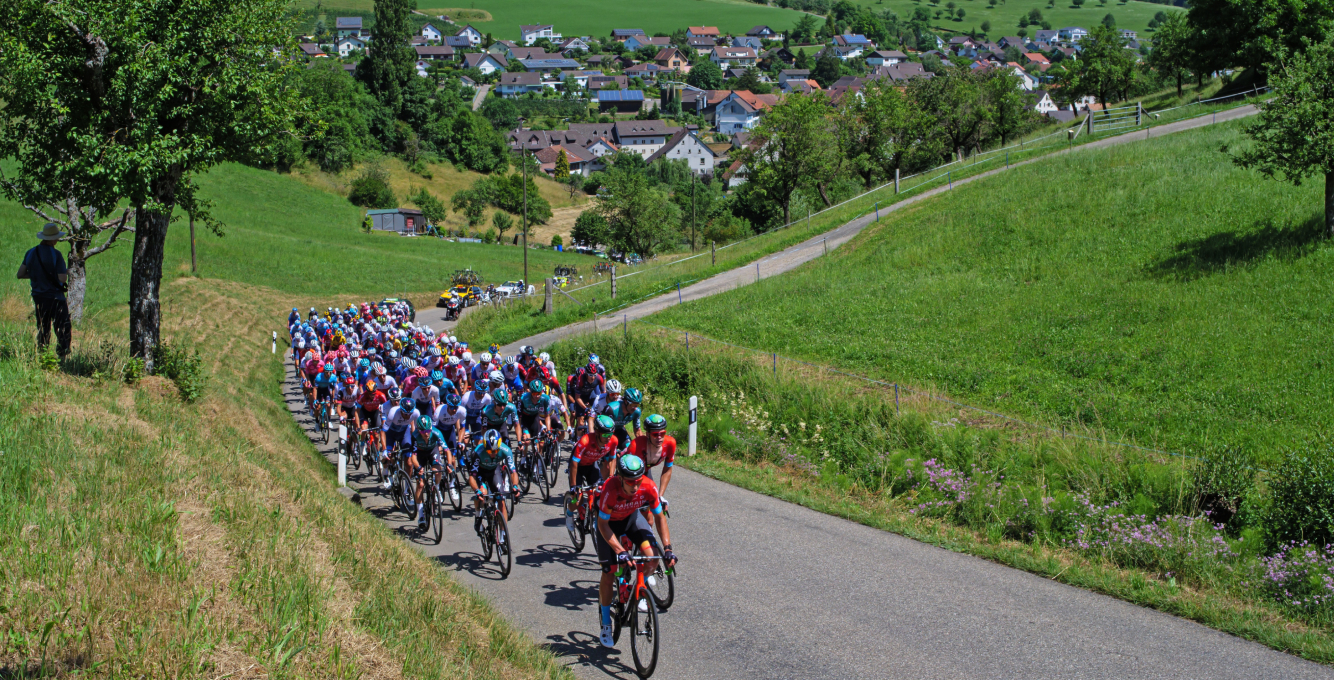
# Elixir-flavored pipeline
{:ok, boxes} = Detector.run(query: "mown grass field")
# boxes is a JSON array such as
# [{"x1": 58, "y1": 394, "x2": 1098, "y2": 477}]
[
  {"x1": 648, "y1": 119, "x2": 1330, "y2": 463},
  {"x1": 850, "y1": 0, "x2": 1183, "y2": 42},
  {"x1": 298, "y1": 0, "x2": 811, "y2": 40}
]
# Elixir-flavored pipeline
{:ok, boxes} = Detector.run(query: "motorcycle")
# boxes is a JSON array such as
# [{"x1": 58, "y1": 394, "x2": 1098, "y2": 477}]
[{"x1": 444, "y1": 296, "x2": 461, "y2": 321}]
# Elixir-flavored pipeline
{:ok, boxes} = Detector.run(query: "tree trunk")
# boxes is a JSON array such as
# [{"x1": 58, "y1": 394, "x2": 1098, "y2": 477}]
[
  {"x1": 1176, "y1": 72, "x2": 1183, "y2": 98},
  {"x1": 1326, "y1": 172, "x2": 1333, "y2": 239},
  {"x1": 128, "y1": 170, "x2": 181, "y2": 373},
  {"x1": 66, "y1": 254, "x2": 87, "y2": 325}
]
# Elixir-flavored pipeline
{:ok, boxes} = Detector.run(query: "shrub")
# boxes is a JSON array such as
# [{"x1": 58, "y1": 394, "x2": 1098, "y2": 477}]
[
  {"x1": 37, "y1": 345, "x2": 59, "y2": 371},
  {"x1": 551, "y1": 234, "x2": 563, "y2": 247},
  {"x1": 152, "y1": 340, "x2": 209, "y2": 403},
  {"x1": 347, "y1": 165, "x2": 396, "y2": 208},
  {"x1": 1263, "y1": 443, "x2": 1334, "y2": 550},
  {"x1": 123, "y1": 357, "x2": 144, "y2": 385}
]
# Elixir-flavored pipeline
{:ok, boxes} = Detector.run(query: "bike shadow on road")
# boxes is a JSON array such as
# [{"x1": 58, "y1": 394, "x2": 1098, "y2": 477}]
[
  {"x1": 543, "y1": 631, "x2": 639, "y2": 679},
  {"x1": 540, "y1": 578, "x2": 601, "y2": 611},
  {"x1": 518, "y1": 543, "x2": 599, "y2": 572},
  {"x1": 433, "y1": 549, "x2": 510, "y2": 580}
]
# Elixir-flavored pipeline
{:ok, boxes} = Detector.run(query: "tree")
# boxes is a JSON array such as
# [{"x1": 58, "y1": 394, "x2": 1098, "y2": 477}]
[
  {"x1": 554, "y1": 149, "x2": 571, "y2": 181},
  {"x1": 444, "y1": 111, "x2": 511, "y2": 173},
  {"x1": 491, "y1": 211, "x2": 515, "y2": 241},
  {"x1": 687, "y1": 60, "x2": 724, "y2": 89},
  {"x1": 812, "y1": 52, "x2": 843, "y2": 87},
  {"x1": 794, "y1": 48, "x2": 811, "y2": 70},
  {"x1": 1101, "y1": 13, "x2": 1116, "y2": 27},
  {"x1": 594, "y1": 168, "x2": 682, "y2": 256},
  {"x1": 791, "y1": 14, "x2": 820, "y2": 44},
  {"x1": 983, "y1": 70, "x2": 1033, "y2": 146},
  {"x1": 1148, "y1": 13, "x2": 1196, "y2": 97},
  {"x1": 737, "y1": 92, "x2": 839, "y2": 225},
  {"x1": 348, "y1": 166, "x2": 398, "y2": 208},
  {"x1": 1055, "y1": 25, "x2": 1136, "y2": 108},
  {"x1": 1230, "y1": 36, "x2": 1334, "y2": 236},
  {"x1": 0, "y1": 0, "x2": 305, "y2": 370},
  {"x1": 357, "y1": 0, "x2": 416, "y2": 116},
  {"x1": 1187, "y1": 0, "x2": 1334, "y2": 74},
  {"x1": 480, "y1": 97, "x2": 521, "y2": 130},
  {"x1": 835, "y1": 80, "x2": 936, "y2": 189},
  {"x1": 572, "y1": 210, "x2": 611, "y2": 248},
  {"x1": 411, "y1": 188, "x2": 448, "y2": 226},
  {"x1": 981, "y1": 20, "x2": 992, "y2": 33},
  {"x1": 956, "y1": 8, "x2": 965, "y2": 21},
  {"x1": 735, "y1": 68, "x2": 762, "y2": 92},
  {"x1": 910, "y1": 69, "x2": 987, "y2": 162},
  {"x1": 451, "y1": 189, "x2": 488, "y2": 227}
]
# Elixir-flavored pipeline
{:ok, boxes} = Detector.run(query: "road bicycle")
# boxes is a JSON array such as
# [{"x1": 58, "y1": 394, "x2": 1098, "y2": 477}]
[
  {"x1": 475, "y1": 488, "x2": 516, "y2": 578},
  {"x1": 610, "y1": 553, "x2": 665, "y2": 678},
  {"x1": 539, "y1": 429, "x2": 562, "y2": 489},
  {"x1": 342, "y1": 416, "x2": 365, "y2": 471},
  {"x1": 564, "y1": 481, "x2": 599, "y2": 552},
  {"x1": 314, "y1": 396, "x2": 332, "y2": 445},
  {"x1": 415, "y1": 457, "x2": 446, "y2": 544}
]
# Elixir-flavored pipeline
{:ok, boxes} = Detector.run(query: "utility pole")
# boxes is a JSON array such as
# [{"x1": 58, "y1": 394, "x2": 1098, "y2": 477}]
[
  {"x1": 189, "y1": 214, "x2": 197, "y2": 273},
  {"x1": 690, "y1": 173, "x2": 696, "y2": 252},
  {"x1": 522, "y1": 147, "x2": 529, "y2": 287}
]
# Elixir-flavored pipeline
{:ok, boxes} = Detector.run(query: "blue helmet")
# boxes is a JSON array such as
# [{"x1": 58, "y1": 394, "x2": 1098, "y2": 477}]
[{"x1": 400, "y1": 397, "x2": 415, "y2": 411}]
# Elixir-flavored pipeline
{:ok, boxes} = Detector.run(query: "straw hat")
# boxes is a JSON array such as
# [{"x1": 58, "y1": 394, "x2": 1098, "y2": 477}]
[{"x1": 36, "y1": 222, "x2": 66, "y2": 241}]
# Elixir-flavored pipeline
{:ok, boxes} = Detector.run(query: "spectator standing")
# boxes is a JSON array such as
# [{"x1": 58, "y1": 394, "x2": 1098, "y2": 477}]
[{"x1": 16, "y1": 223, "x2": 71, "y2": 358}]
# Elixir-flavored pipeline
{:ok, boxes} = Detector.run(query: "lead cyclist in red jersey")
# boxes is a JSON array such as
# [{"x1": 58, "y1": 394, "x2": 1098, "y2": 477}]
[{"x1": 593, "y1": 454, "x2": 676, "y2": 647}]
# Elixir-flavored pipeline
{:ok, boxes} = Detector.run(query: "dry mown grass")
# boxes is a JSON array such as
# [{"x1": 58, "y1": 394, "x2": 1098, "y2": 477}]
[{"x1": 0, "y1": 281, "x2": 570, "y2": 679}]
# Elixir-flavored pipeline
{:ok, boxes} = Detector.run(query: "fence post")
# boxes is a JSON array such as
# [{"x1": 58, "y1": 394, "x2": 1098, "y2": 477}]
[
  {"x1": 685, "y1": 331, "x2": 689, "y2": 351},
  {"x1": 756, "y1": 262, "x2": 760, "y2": 282},
  {"x1": 688, "y1": 395, "x2": 698, "y2": 456},
  {"x1": 623, "y1": 314, "x2": 627, "y2": 339},
  {"x1": 1136, "y1": 101, "x2": 1142, "y2": 127},
  {"x1": 948, "y1": 171, "x2": 952, "y2": 189},
  {"x1": 806, "y1": 206, "x2": 810, "y2": 229},
  {"x1": 823, "y1": 237, "x2": 828, "y2": 257},
  {"x1": 610, "y1": 266, "x2": 617, "y2": 299},
  {"x1": 677, "y1": 282, "x2": 683, "y2": 304},
  {"x1": 772, "y1": 353, "x2": 777, "y2": 378},
  {"x1": 894, "y1": 168, "x2": 900, "y2": 194},
  {"x1": 711, "y1": 240, "x2": 716, "y2": 266},
  {"x1": 544, "y1": 278, "x2": 553, "y2": 315},
  {"x1": 1006, "y1": 151, "x2": 1009, "y2": 168},
  {"x1": 337, "y1": 424, "x2": 347, "y2": 487},
  {"x1": 875, "y1": 202, "x2": 879, "y2": 221},
  {"x1": 1087, "y1": 112, "x2": 1094, "y2": 135},
  {"x1": 894, "y1": 384, "x2": 899, "y2": 415}
]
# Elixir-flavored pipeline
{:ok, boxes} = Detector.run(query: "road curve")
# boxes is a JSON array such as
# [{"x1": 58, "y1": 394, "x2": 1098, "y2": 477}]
[{"x1": 497, "y1": 104, "x2": 1259, "y2": 358}]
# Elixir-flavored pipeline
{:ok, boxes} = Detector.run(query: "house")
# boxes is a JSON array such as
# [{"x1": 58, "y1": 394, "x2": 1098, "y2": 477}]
[
  {"x1": 714, "y1": 90, "x2": 777, "y2": 134},
  {"x1": 414, "y1": 46, "x2": 456, "y2": 76},
  {"x1": 625, "y1": 35, "x2": 671, "y2": 52},
  {"x1": 998, "y1": 36, "x2": 1025, "y2": 49},
  {"x1": 1033, "y1": 29, "x2": 1059, "y2": 43},
  {"x1": 687, "y1": 26, "x2": 720, "y2": 39},
  {"x1": 644, "y1": 128, "x2": 719, "y2": 175},
  {"x1": 589, "y1": 75, "x2": 629, "y2": 90},
  {"x1": 1058, "y1": 27, "x2": 1088, "y2": 42},
  {"x1": 612, "y1": 29, "x2": 645, "y2": 41},
  {"x1": 420, "y1": 23, "x2": 444, "y2": 42},
  {"x1": 821, "y1": 44, "x2": 864, "y2": 61},
  {"x1": 367, "y1": 208, "x2": 426, "y2": 234},
  {"x1": 833, "y1": 34, "x2": 875, "y2": 49},
  {"x1": 731, "y1": 36, "x2": 763, "y2": 50},
  {"x1": 559, "y1": 37, "x2": 592, "y2": 53},
  {"x1": 298, "y1": 43, "x2": 327, "y2": 58},
  {"x1": 459, "y1": 75, "x2": 477, "y2": 89},
  {"x1": 443, "y1": 35, "x2": 473, "y2": 49},
  {"x1": 747, "y1": 25, "x2": 783, "y2": 41},
  {"x1": 865, "y1": 49, "x2": 907, "y2": 66},
  {"x1": 489, "y1": 40, "x2": 518, "y2": 55},
  {"x1": 498, "y1": 72, "x2": 545, "y2": 96},
  {"x1": 1024, "y1": 52, "x2": 1051, "y2": 67},
  {"x1": 1008, "y1": 63, "x2": 1038, "y2": 90},
  {"x1": 335, "y1": 17, "x2": 362, "y2": 39},
  {"x1": 337, "y1": 36, "x2": 366, "y2": 58},
  {"x1": 456, "y1": 24, "x2": 484, "y2": 46},
  {"x1": 463, "y1": 52, "x2": 508, "y2": 74},
  {"x1": 1028, "y1": 90, "x2": 1058, "y2": 114},
  {"x1": 520, "y1": 24, "x2": 561, "y2": 46},
  {"x1": 535, "y1": 145, "x2": 595, "y2": 177},
  {"x1": 777, "y1": 69, "x2": 811, "y2": 86},
  {"x1": 614, "y1": 119, "x2": 674, "y2": 156},
  {"x1": 522, "y1": 57, "x2": 581, "y2": 73},
  {"x1": 679, "y1": 88, "x2": 733, "y2": 118},
  {"x1": 597, "y1": 89, "x2": 647, "y2": 113},
  {"x1": 506, "y1": 46, "x2": 553, "y2": 61},
  {"x1": 655, "y1": 48, "x2": 689, "y2": 71},
  {"x1": 586, "y1": 55, "x2": 607, "y2": 67},
  {"x1": 710, "y1": 46, "x2": 758, "y2": 68},
  {"x1": 762, "y1": 47, "x2": 796, "y2": 66},
  {"x1": 686, "y1": 37, "x2": 717, "y2": 54},
  {"x1": 624, "y1": 62, "x2": 662, "y2": 80},
  {"x1": 872, "y1": 61, "x2": 932, "y2": 83},
  {"x1": 411, "y1": 36, "x2": 429, "y2": 47},
  {"x1": 1120, "y1": 29, "x2": 1138, "y2": 40},
  {"x1": 781, "y1": 78, "x2": 821, "y2": 94}
]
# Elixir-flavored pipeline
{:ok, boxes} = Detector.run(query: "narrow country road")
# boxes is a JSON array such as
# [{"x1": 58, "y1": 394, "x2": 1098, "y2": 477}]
[
  {"x1": 472, "y1": 84, "x2": 491, "y2": 111},
  {"x1": 287, "y1": 103, "x2": 1333, "y2": 679}
]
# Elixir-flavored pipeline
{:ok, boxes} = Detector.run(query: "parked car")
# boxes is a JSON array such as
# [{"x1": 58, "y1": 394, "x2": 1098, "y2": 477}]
[{"x1": 494, "y1": 280, "x2": 526, "y2": 297}]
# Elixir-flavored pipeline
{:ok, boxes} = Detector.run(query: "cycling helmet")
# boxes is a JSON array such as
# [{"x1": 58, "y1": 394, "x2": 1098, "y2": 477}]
[
  {"x1": 594, "y1": 415, "x2": 615, "y2": 434},
  {"x1": 292, "y1": 307, "x2": 298, "y2": 313},
  {"x1": 491, "y1": 389, "x2": 509, "y2": 405},
  {"x1": 540, "y1": 352, "x2": 551, "y2": 362},
  {"x1": 416, "y1": 415, "x2": 433, "y2": 431},
  {"x1": 521, "y1": 345, "x2": 535, "y2": 357},
  {"x1": 624, "y1": 387, "x2": 642, "y2": 404},
  {"x1": 400, "y1": 397, "x2": 415, "y2": 411},
  {"x1": 480, "y1": 352, "x2": 493, "y2": 364},
  {"x1": 644, "y1": 414, "x2": 667, "y2": 432},
  {"x1": 488, "y1": 344, "x2": 500, "y2": 354},
  {"x1": 304, "y1": 350, "x2": 316, "y2": 361},
  {"x1": 296, "y1": 339, "x2": 306, "y2": 349},
  {"x1": 617, "y1": 454, "x2": 646, "y2": 480},
  {"x1": 323, "y1": 364, "x2": 335, "y2": 373},
  {"x1": 489, "y1": 370, "x2": 503, "y2": 383},
  {"x1": 448, "y1": 356, "x2": 460, "y2": 366},
  {"x1": 364, "y1": 379, "x2": 377, "y2": 392},
  {"x1": 375, "y1": 365, "x2": 387, "y2": 376},
  {"x1": 429, "y1": 346, "x2": 441, "y2": 357},
  {"x1": 444, "y1": 392, "x2": 460, "y2": 407},
  {"x1": 505, "y1": 356, "x2": 517, "y2": 366},
  {"x1": 449, "y1": 335, "x2": 458, "y2": 344},
  {"x1": 343, "y1": 376, "x2": 356, "y2": 385},
  {"x1": 430, "y1": 370, "x2": 444, "y2": 383},
  {"x1": 413, "y1": 366, "x2": 429, "y2": 378},
  {"x1": 590, "y1": 354, "x2": 601, "y2": 365},
  {"x1": 482, "y1": 429, "x2": 502, "y2": 452},
  {"x1": 528, "y1": 379, "x2": 544, "y2": 393},
  {"x1": 585, "y1": 361, "x2": 599, "y2": 373},
  {"x1": 462, "y1": 351, "x2": 472, "y2": 362},
  {"x1": 388, "y1": 350, "x2": 399, "y2": 360},
  {"x1": 358, "y1": 358, "x2": 370, "y2": 369},
  {"x1": 605, "y1": 379, "x2": 623, "y2": 394},
  {"x1": 388, "y1": 387, "x2": 402, "y2": 401}
]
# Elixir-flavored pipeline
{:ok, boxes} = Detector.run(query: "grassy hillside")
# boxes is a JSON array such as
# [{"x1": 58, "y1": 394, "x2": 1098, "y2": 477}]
[
  {"x1": 852, "y1": 0, "x2": 1183, "y2": 41},
  {"x1": 300, "y1": 0, "x2": 812, "y2": 40},
  {"x1": 649, "y1": 119, "x2": 1330, "y2": 463},
  {"x1": 0, "y1": 162, "x2": 603, "y2": 320}
]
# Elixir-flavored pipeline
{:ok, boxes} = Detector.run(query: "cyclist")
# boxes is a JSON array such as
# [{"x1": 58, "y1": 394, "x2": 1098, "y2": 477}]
[
  {"x1": 565, "y1": 415, "x2": 618, "y2": 533},
  {"x1": 593, "y1": 454, "x2": 675, "y2": 648},
  {"x1": 335, "y1": 375, "x2": 361, "y2": 430},
  {"x1": 595, "y1": 381, "x2": 642, "y2": 452},
  {"x1": 431, "y1": 392, "x2": 467, "y2": 461},
  {"x1": 515, "y1": 379, "x2": 551, "y2": 447},
  {"x1": 357, "y1": 378, "x2": 387, "y2": 452},
  {"x1": 411, "y1": 368, "x2": 441, "y2": 412},
  {"x1": 312, "y1": 363, "x2": 338, "y2": 418},
  {"x1": 300, "y1": 350, "x2": 323, "y2": 405},
  {"x1": 380, "y1": 396, "x2": 419, "y2": 489},
  {"x1": 460, "y1": 380, "x2": 493, "y2": 443},
  {"x1": 481, "y1": 388, "x2": 519, "y2": 446},
  {"x1": 567, "y1": 360, "x2": 605, "y2": 434},
  {"x1": 409, "y1": 414, "x2": 449, "y2": 530},
  {"x1": 468, "y1": 429, "x2": 522, "y2": 533}
]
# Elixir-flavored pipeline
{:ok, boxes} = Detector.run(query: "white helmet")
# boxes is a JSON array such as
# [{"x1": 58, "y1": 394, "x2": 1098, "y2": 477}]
[
  {"x1": 303, "y1": 350, "x2": 315, "y2": 361},
  {"x1": 480, "y1": 352, "x2": 492, "y2": 364},
  {"x1": 505, "y1": 356, "x2": 517, "y2": 366},
  {"x1": 449, "y1": 335, "x2": 458, "y2": 344},
  {"x1": 296, "y1": 339, "x2": 306, "y2": 349},
  {"x1": 489, "y1": 370, "x2": 503, "y2": 383},
  {"x1": 429, "y1": 346, "x2": 441, "y2": 357},
  {"x1": 448, "y1": 356, "x2": 460, "y2": 366},
  {"x1": 606, "y1": 379, "x2": 623, "y2": 393},
  {"x1": 539, "y1": 352, "x2": 550, "y2": 362},
  {"x1": 462, "y1": 351, "x2": 473, "y2": 362}
]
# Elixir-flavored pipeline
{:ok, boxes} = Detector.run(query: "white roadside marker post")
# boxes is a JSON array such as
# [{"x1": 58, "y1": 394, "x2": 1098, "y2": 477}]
[
  {"x1": 272, "y1": 331, "x2": 277, "y2": 354},
  {"x1": 688, "y1": 396, "x2": 698, "y2": 457},
  {"x1": 338, "y1": 423, "x2": 348, "y2": 487}
]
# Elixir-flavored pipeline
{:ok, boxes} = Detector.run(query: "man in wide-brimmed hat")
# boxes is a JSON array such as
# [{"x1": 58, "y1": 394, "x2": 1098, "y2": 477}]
[{"x1": 16, "y1": 223, "x2": 71, "y2": 358}]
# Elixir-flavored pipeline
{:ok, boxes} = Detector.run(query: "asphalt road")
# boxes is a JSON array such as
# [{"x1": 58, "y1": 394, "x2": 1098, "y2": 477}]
[{"x1": 289, "y1": 103, "x2": 1334, "y2": 679}]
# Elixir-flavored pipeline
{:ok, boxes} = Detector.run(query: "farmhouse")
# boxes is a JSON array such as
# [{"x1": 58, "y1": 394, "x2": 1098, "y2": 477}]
[
  {"x1": 645, "y1": 128, "x2": 719, "y2": 176},
  {"x1": 520, "y1": 24, "x2": 562, "y2": 45},
  {"x1": 456, "y1": 25, "x2": 485, "y2": 46},
  {"x1": 463, "y1": 53, "x2": 508, "y2": 74},
  {"x1": 614, "y1": 120, "x2": 673, "y2": 156},
  {"x1": 710, "y1": 46, "x2": 758, "y2": 68}
]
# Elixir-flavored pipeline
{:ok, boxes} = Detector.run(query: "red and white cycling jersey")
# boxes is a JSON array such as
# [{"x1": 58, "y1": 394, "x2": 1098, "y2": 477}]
[
  {"x1": 598, "y1": 476, "x2": 663, "y2": 521},
  {"x1": 572, "y1": 433, "x2": 619, "y2": 467}
]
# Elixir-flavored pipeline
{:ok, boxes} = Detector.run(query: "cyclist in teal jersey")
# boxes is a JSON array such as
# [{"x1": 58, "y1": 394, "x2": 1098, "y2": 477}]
[
  {"x1": 516, "y1": 379, "x2": 551, "y2": 446},
  {"x1": 469, "y1": 429, "x2": 521, "y2": 533}
]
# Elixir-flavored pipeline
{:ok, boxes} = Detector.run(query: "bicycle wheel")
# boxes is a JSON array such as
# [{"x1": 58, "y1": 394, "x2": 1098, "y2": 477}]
[
  {"x1": 519, "y1": 450, "x2": 533, "y2": 495},
  {"x1": 480, "y1": 509, "x2": 494, "y2": 560},
  {"x1": 566, "y1": 493, "x2": 585, "y2": 552},
  {"x1": 401, "y1": 473, "x2": 416, "y2": 517},
  {"x1": 320, "y1": 405, "x2": 330, "y2": 445},
  {"x1": 493, "y1": 509, "x2": 512, "y2": 578},
  {"x1": 430, "y1": 481, "x2": 444, "y2": 544},
  {"x1": 544, "y1": 440, "x2": 561, "y2": 486},
  {"x1": 629, "y1": 588, "x2": 660, "y2": 678},
  {"x1": 534, "y1": 457, "x2": 551, "y2": 502},
  {"x1": 448, "y1": 468, "x2": 464, "y2": 512},
  {"x1": 646, "y1": 560, "x2": 675, "y2": 612}
]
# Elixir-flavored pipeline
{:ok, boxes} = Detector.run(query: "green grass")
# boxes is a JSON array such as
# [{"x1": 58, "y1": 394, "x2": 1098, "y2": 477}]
[
  {"x1": 0, "y1": 162, "x2": 604, "y2": 320},
  {"x1": 300, "y1": 0, "x2": 813, "y2": 41},
  {"x1": 647, "y1": 118, "x2": 1330, "y2": 464},
  {"x1": 851, "y1": 0, "x2": 1183, "y2": 43}
]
